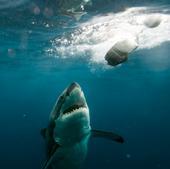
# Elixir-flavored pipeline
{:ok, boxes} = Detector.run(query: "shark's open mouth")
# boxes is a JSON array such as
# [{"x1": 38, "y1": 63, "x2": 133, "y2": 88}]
[{"x1": 63, "y1": 104, "x2": 86, "y2": 115}]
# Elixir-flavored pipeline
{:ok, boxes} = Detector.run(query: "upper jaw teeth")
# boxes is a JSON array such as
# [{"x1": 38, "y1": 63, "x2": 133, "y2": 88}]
[{"x1": 63, "y1": 106, "x2": 87, "y2": 115}]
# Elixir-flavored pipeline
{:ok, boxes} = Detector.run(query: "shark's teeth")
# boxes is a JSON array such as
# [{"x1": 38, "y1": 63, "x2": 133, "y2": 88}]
[
  {"x1": 63, "y1": 104, "x2": 86, "y2": 115},
  {"x1": 63, "y1": 107, "x2": 88, "y2": 117}
]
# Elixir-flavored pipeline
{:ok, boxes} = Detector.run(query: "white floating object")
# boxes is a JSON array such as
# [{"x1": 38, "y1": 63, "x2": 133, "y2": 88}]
[
  {"x1": 105, "y1": 39, "x2": 138, "y2": 66},
  {"x1": 144, "y1": 15, "x2": 162, "y2": 28}
]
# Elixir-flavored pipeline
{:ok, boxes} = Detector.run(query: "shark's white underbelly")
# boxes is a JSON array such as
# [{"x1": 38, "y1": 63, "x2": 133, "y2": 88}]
[{"x1": 50, "y1": 135, "x2": 90, "y2": 169}]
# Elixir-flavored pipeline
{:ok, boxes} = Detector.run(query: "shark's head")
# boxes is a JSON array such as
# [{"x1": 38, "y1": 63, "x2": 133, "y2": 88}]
[{"x1": 50, "y1": 82, "x2": 91, "y2": 146}]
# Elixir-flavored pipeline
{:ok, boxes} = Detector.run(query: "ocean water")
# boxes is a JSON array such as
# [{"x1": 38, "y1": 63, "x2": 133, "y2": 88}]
[{"x1": 0, "y1": 0, "x2": 170, "y2": 169}]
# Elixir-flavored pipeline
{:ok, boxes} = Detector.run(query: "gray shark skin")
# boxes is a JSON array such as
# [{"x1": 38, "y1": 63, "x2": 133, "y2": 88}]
[{"x1": 41, "y1": 82, "x2": 124, "y2": 169}]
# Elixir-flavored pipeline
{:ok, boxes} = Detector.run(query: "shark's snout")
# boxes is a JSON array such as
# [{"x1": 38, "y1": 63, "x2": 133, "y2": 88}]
[
  {"x1": 62, "y1": 82, "x2": 87, "y2": 115},
  {"x1": 66, "y1": 82, "x2": 80, "y2": 95},
  {"x1": 53, "y1": 82, "x2": 88, "y2": 117}
]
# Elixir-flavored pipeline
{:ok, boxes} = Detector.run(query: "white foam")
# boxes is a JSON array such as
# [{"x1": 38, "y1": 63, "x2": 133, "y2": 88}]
[
  {"x1": 144, "y1": 14, "x2": 162, "y2": 28},
  {"x1": 48, "y1": 6, "x2": 170, "y2": 65},
  {"x1": 113, "y1": 39, "x2": 138, "y2": 53}
]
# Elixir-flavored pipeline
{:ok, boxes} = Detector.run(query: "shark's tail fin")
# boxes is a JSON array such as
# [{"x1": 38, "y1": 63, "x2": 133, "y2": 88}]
[{"x1": 91, "y1": 129, "x2": 124, "y2": 143}]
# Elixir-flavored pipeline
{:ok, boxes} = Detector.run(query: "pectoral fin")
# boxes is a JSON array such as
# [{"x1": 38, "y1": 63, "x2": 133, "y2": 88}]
[
  {"x1": 91, "y1": 129, "x2": 124, "y2": 144},
  {"x1": 41, "y1": 143, "x2": 60, "y2": 169}
]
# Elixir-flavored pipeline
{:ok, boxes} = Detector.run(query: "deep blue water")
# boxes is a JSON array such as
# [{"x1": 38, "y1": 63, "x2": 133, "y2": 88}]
[{"x1": 0, "y1": 0, "x2": 170, "y2": 169}]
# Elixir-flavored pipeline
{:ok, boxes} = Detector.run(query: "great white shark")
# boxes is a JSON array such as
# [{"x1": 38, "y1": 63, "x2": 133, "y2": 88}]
[{"x1": 41, "y1": 82, "x2": 124, "y2": 169}]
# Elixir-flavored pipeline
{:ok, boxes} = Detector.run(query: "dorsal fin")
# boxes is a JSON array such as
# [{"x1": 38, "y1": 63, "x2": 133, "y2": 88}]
[
  {"x1": 41, "y1": 143, "x2": 60, "y2": 169},
  {"x1": 91, "y1": 129, "x2": 124, "y2": 144}
]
